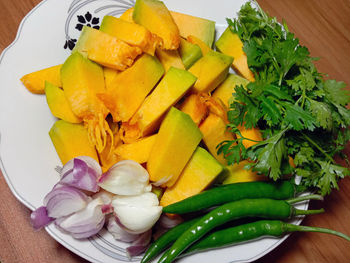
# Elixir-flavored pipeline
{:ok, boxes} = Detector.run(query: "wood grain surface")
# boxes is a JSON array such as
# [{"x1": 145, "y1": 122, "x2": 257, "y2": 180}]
[{"x1": 0, "y1": 0, "x2": 349, "y2": 262}]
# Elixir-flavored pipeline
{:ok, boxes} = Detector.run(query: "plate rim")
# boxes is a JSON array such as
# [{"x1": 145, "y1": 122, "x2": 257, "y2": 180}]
[
  {"x1": 0, "y1": 1, "x2": 109, "y2": 262},
  {"x1": 0, "y1": 0, "x2": 306, "y2": 262},
  {"x1": 0, "y1": 0, "x2": 49, "y2": 211}
]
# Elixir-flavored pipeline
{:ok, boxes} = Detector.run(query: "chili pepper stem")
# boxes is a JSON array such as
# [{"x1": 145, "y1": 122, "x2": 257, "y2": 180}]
[
  {"x1": 287, "y1": 194, "x2": 324, "y2": 204},
  {"x1": 284, "y1": 223, "x2": 350, "y2": 241},
  {"x1": 294, "y1": 208, "x2": 324, "y2": 216}
]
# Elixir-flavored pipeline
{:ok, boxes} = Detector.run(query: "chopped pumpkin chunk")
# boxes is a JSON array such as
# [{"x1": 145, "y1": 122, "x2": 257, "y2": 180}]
[
  {"x1": 237, "y1": 124, "x2": 263, "y2": 149},
  {"x1": 115, "y1": 134, "x2": 157, "y2": 163},
  {"x1": 74, "y1": 26, "x2": 142, "y2": 71},
  {"x1": 103, "y1": 67, "x2": 119, "y2": 91},
  {"x1": 61, "y1": 53, "x2": 106, "y2": 119},
  {"x1": 155, "y1": 48, "x2": 185, "y2": 71},
  {"x1": 179, "y1": 94, "x2": 208, "y2": 125},
  {"x1": 212, "y1": 73, "x2": 249, "y2": 109},
  {"x1": 201, "y1": 94, "x2": 228, "y2": 122},
  {"x1": 61, "y1": 52, "x2": 112, "y2": 153},
  {"x1": 178, "y1": 38, "x2": 202, "y2": 69},
  {"x1": 216, "y1": 27, "x2": 255, "y2": 82},
  {"x1": 200, "y1": 113, "x2": 235, "y2": 165},
  {"x1": 160, "y1": 147, "x2": 223, "y2": 207},
  {"x1": 119, "y1": 122, "x2": 143, "y2": 144},
  {"x1": 98, "y1": 54, "x2": 164, "y2": 123},
  {"x1": 170, "y1": 11, "x2": 215, "y2": 47},
  {"x1": 123, "y1": 8, "x2": 215, "y2": 48},
  {"x1": 188, "y1": 50, "x2": 233, "y2": 93},
  {"x1": 44, "y1": 82, "x2": 82, "y2": 124},
  {"x1": 119, "y1": 8, "x2": 134, "y2": 22},
  {"x1": 21, "y1": 64, "x2": 62, "y2": 94},
  {"x1": 187, "y1": 35, "x2": 211, "y2": 55},
  {"x1": 147, "y1": 107, "x2": 203, "y2": 187},
  {"x1": 133, "y1": 0, "x2": 180, "y2": 50},
  {"x1": 222, "y1": 160, "x2": 266, "y2": 184},
  {"x1": 129, "y1": 67, "x2": 197, "y2": 137},
  {"x1": 100, "y1": 16, "x2": 162, "y2": 55},
  {"x1": 49, "y1": 120, "x2": 99, "y2": 165}
]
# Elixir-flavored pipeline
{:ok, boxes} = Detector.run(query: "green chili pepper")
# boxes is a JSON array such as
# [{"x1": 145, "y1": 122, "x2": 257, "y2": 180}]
[
  {"x1": 183, "y1": 220, "x2": 350, "y2": 256},
  {"x1": 141, "y1": 218, "x2": 199, "y2": 263},
  {"x1": 158, "y1": 198, "x2": 323, "y2": 263},
  {"x1": 163, "y1": 180, "x2": 305, "y2": 214}
]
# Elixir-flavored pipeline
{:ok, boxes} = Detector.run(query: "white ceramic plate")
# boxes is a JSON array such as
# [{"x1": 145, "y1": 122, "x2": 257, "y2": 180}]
[{"x1": 0, "y1": 0, "x2": 308, "y2": 262}]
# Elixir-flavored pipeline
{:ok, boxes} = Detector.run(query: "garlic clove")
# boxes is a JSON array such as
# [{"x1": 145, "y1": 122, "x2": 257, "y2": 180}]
[
  {"x1": 112, "y1": 192, "x2": 159, "y2": 207},
  {"x1": 114, "y1": 206, "x2": 162, "y2": 234},
  {"x1": 112, "y1": 192, "x2": 162, "y2": 234},
  {"x1": 98, "y1": 160, "x2": 152, "y2": 195}
]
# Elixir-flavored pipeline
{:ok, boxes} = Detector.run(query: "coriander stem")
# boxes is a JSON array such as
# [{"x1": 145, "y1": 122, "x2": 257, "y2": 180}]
[
  {"x1": 229, "y1": 125, "x2": 260, "y2": 143},
  {"x1": 278, "y1": 73, "x2": 283, "y2": 86},
  {"x1": 241, "y1": 137, "x2": 261, "y2": 143},
  {"x1": 301, "y1": 89, "x2": 306, "y2": 108},
  {"x1": 301, "y1": 133, "x2": 335, "y2": 164}
]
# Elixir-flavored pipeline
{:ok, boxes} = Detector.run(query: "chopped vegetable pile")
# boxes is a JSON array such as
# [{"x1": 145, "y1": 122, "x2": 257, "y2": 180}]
[
  {"x1": 218, "y1": 2, "x2": 350, "y2": 195},
  {"x1": 21, "y1": 0, "x2": 350, "y2": 261}
]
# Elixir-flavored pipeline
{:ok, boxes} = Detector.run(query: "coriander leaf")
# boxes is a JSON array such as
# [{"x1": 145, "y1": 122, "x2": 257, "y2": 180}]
[
  {"x1": 273, "y1": 33, "x2": 310, "y2": 82},
  {"x1": 223, "y1": 1, "x2": 350, "y2": 195},
  {"x1": 309, "y1": 100, "x2": 333, "y2": 130},
  {"x1": 256, "y1": 63, "x2": 280, "y2": 84},
  {"x1": 316, "y1": 160, "x2": 350, "y2": 195},
  {"x1": 333, "y1": 103, "x2": 350, "y2": 127},
  {"x1": 232, "y1": 84, "x2": 261, "y2": 128},
  {"x1": 295, "y1": 168, "x2": 313, "y2": 178},
  {"x1": 312, "y1": 88, "x2": 326, "y2": 99},
  {"x1": 241, "y1": 105, "x2": 260, "y2": 129},
  {"x1": 331, "y1": 109, "x2": 345, "y2": 128},
  {"x1": 281, "y1": 156, "x2": 295, "y2": 175},
  {"x1": 264, "y1": 84, "x2": 293, "y2": 102},
  {"x1": 250, "y1": 129, "x2": 287, "y2": 180},
  {"x1": 217, "y1": 124, "x2": 251, "y2": 165},
  {"x1": 286, "y1": 66, "x2": 317, "y2": 93},
  {"x1": 248, "y1": 81, "x2": 266, "y2": 98},
  {"x1": 323, "y1": 79, "x2": 350, "y2": 106},
  {"x1": 285, "y1": 134, "x2": 304, "y2": 156},
  {"x1": 294, "y1": 146, "x2": 315, "y2": 166},
  {"x1": 217, "y1": 140, "x2": 241, "y2": 165},
  {"x1": 227, "y1": 103, "x2": 245, "y2": 126},
  {"x1": 259, "y1": 96, "x2": 282, "y2": 125},
  {"x1": 283, "y1": 102, "x2": 316, "y2": 131},
  {"x1": 244, "y1": 39, "x2": 265, "y2": 68},
  {"x1": 333, "y1": 128, "x2": 350, "y2": 153}
]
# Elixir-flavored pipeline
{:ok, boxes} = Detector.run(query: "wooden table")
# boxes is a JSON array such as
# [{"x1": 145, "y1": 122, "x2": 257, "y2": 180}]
[{"x1": 0, "y1": 0, "x2": 349, "y2": 262}]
